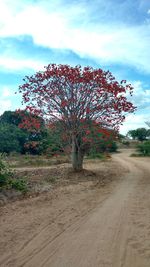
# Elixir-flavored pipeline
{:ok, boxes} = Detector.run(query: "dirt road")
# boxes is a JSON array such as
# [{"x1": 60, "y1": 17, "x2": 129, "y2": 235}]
[{"x1": 0, "y1": 149, "x2": 150, "y2": 267}]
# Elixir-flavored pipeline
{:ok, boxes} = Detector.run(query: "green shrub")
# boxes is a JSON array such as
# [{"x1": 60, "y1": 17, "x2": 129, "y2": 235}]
[
  {"x1": 108, "y1": 141, "x2": 118, "y2": 152},
  {"x1": 137, "y1": 141, "x2": 150, "y2": 156},
  {"x1": 0, "y1": 173, "x2": 8, "y2": 187},
  {"x1": 0, "y1": 154, "x2": 13, "y2": 187},
  {"x1": 9, "y1": 178, "x2": 28, "y2": 193},
  {"x1": 47, "y1": 176, "x2": 56, "y2": 183},
  {"x1": 0, "y1": 154, "x2": 28, "y2": 193}
]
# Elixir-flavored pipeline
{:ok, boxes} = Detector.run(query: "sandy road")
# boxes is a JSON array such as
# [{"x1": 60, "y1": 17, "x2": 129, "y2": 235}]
[{"x1": 0, "y1": 149, "x2": 150, "y2": 267}]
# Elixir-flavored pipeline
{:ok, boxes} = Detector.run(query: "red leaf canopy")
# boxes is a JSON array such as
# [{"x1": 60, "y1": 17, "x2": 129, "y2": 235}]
[{"x1": 19, "y1": 64, "x2": 136, "y2": 134}]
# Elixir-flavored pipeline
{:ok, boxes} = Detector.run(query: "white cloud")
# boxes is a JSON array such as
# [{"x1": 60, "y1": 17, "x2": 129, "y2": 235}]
[
  {"x1": 0, "y1": 0, "x2": 150, "y2": 132},
  {"x1": 0, "y1": 56, "x2": 46, "y2": 71},
  {"x1": 0, "y1": 85, "x2": 22, "y2": 115},
  {"x1": 0, "y1": 99, "x2": 12, "y2": 115},
  {"x1": 0, "y1": 1, "x2": 150, "y2": 72},
  {"x1": 126, "y1": 81, "x2": 150, "y2": 111},
  {"x1": 1, "y1": 79, "x2": 29, "y2": 115},
  {"x1": 2, "y1": 86, "x2": 11, "y2": 97},
  {"x1": 120, "y1": 113, "x2": 150, "y2": 135},
  {"x1": 120, "y1": 81, "x2": 150, "y2": 134},
  {"x1": 0, "y1": 86, "x2": 12, "y2": 114}
]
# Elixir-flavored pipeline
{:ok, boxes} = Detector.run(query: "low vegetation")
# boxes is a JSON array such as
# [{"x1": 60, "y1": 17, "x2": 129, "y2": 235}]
[
  {"x1": 7, "y1": 154, "x2": 69, "y2": 168},
  {"x1": 130, "y1": 141, "x2": 150, "y2": 157},
  {"x1": 137, "y1": 140, "x2": 150, "y2": 156},
  {"x1": 0, "y1": 154, "x2": 28, "y2": 193}
]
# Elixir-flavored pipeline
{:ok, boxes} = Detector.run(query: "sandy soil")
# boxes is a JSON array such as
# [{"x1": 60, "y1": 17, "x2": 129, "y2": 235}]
[{"x1": 0, "y1": 149, "x2": 150, "y2": 267}]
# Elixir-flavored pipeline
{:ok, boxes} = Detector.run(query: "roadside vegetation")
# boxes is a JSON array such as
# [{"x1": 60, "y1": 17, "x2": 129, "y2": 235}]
[
  {"x1": 137, "y1": 141, "x2": 150, "y2": 156},
  {"x1": 0, "y1": 110, "x2": 118, "y2": 164},
  {"x1": 0, "y1": 154, "x2": 28, "y2": 193},
  {"x1": 126, "y1": 127, "x2": 150, "y2": 157}
]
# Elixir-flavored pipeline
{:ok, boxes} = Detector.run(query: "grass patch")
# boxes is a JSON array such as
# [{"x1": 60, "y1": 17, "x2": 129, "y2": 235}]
[
  {"x1": 7, "y1": 154, "x2": 69, "y2": 168},
  {"x1": 0, "y1": 154, "x2": 28, "y2": 193}
]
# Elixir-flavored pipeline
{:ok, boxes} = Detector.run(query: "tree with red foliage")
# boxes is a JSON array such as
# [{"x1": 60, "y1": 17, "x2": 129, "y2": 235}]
[{"x1": 19, "y1": 64, "x2": 136, "y2": 171}]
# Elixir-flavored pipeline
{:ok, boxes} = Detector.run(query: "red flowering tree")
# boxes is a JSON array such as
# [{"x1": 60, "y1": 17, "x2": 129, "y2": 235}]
[{"x1": 19, "y1": 64, "x2": 136, "y2": 171}]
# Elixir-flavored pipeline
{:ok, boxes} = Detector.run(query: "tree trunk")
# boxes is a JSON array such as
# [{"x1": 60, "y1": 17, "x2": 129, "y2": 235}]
[{"x1": 71, "y1": 137, "x2": 84, "y2": 171}]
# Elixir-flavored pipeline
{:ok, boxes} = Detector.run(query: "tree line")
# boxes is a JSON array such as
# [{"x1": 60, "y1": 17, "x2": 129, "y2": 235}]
[
  {"x1": 0, "y1": 110, "x2": 118, "y2": 156},
  {"x1": 127, "y1": 128, "x2": 150, "y2": 141},
  {"x1": 0, "y1": 110, "x2": 57, "y2": 155}
]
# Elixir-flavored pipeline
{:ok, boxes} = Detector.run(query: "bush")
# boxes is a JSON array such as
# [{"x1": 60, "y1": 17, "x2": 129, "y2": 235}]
[
  {"x1": 0, "y1": 154, "x2": 13, "y2": 187},
  {"x1": 137, "y1": 141, "x2": 150, "y2": 156},
  {"x1": 108, "y1": 141, "x2": 118, "y2": 152},
  {"x1": 9, "y1": 179, "x2": 28, "y2": 193},
  {"x1": 0, "y1": 154, "x2": 28, "y2": 193}
]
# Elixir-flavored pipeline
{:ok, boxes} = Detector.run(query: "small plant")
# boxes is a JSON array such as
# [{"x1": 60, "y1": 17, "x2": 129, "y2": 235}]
[
  {"x1": 0, "y1": 154, "x2": 28, "y2": 193},
  {"x1": 109, "y1": 141, "x2": 118, "y2": 152},
  {"x1": 9, "y1": 178, "x2": 28, "y2": 193},
  {"x1": 0, "y1": 154, "x2": 13, "y2": 188},
  {"x1": 47, "y1": 176, "x2": 56, "y2": 183}
]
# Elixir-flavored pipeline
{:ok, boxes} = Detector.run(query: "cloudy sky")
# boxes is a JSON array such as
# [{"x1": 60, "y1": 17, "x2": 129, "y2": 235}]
[{"x1": 0, "y1": 0, "x2": 150, "y2": 134}]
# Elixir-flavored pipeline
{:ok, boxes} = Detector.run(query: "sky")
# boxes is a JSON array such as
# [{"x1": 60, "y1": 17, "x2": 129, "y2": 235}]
[{"x1": 0, "y1": 0, "x2": 150, "y2": 134}]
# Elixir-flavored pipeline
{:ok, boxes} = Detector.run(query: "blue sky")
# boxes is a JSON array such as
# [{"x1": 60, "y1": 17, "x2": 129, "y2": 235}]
[{"x1": 0, "y1": 0, "x2": 150, "y2": 134}]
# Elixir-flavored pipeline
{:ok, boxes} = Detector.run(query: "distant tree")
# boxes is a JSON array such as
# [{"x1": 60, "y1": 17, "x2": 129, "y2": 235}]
[
  {"x1": 18, "y1": 64, "x2": 135, "y2": 171},
  {"x1": 0, "y1": 110, "x2": 49, "y2": 155},
  {"x1": 128, "y1": 128, "x2": 148, "y2": 141},
  {"x1": 0, "y1": 123, "x2": 27, "y2": 154},
  {"x1": 127, "y1": 129, "x2": 137, "y2": 140},
  {"x1": 136, "y1": 128, "x2": 148, "y2": 141},
  {"x1": 0, "y1": 111, "x2": 22, "y2": 126}
]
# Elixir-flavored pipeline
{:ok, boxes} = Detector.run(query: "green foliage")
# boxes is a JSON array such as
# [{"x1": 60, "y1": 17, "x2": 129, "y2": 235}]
[
  {"x1": 40, "y1": 124, "x2": 67, "y2": 156},
  {"x1": 0, "y1": 173, "x2": 7, "y2": 187},
  {"x1": 0, "y1": 154, "x2": 13, "y2": 187},
  {"x1": 0, "y1": 110, "x2": 118, "y2": 157},
  {"x1": 88, "y1": 139, "x2": 117, "y2": 156},
  {"x1": 0, "y1": 110, "x2": 50, "y2": 155},
  {"x1": 9, "y1": 178, "x2": 28, "y2": 193},
  {"x1": 0, "y1": 154, "x2": 28, "y2": 192},
  {"x1": 0, "y1": 123, "x2": 28, "y2": 154},
  {"x1": 108, "y1": 141, "x2": 118, "y2": 152},
  {"x1": 87, "y1": 139, "x2": 117, "y2": 159},
  {"x1": 128, "y1": 128, "x2": 149, "y2": 141},
  {"x1": 0, "y1": 111, "x2": 22, "y2": 126},
  {"x1": 137, "y1": 141, "x2": 150, "y2": 156}
]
